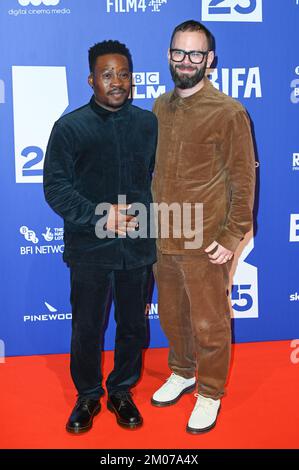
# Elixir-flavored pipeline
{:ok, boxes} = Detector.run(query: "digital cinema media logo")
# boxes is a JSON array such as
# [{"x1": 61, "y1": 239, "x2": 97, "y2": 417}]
[
  {"x1": 9, "y1": 0, "x2": 71, "y2": 15},
  {"x1": 201, "y1": 0, "x2": 263, "y2": 22},
  {"x1": 17, "y1": 0, "x2": 60, "y2": 5}
]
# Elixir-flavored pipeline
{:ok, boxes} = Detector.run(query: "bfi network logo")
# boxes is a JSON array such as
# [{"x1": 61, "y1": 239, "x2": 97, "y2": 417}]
[
  {"x1": 132, "y1": 72, "x2": 166, "y2": 99},
  {"x1": 202, "y1": 0, "x2": 262, "y2": 22},
  {"x1": 17, "y1": 0, "x2": 60, "y2": 5}
]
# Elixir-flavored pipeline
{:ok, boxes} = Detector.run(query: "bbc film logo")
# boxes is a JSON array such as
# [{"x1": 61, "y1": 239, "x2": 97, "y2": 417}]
[
  {"x1": 132, "y1": 72, "x2": 166, "y2": 99},
  {"x1": 201, "y1": 0, "x2": 263, "y2": 22}
]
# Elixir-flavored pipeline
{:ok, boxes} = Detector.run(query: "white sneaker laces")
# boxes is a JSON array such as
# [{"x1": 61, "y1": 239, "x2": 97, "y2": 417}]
[
  {"x1": 193, "y1": 393, "x2": 216, "y2": 413},
  {"x1": 166, "y1": 373, "x2": 188, "y2": 386}
]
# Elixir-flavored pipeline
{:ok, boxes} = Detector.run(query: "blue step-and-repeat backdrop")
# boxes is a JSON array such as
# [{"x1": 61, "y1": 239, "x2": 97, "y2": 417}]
[{"x1": 0, "y1": 0, "x2": 298, "y2": 357}]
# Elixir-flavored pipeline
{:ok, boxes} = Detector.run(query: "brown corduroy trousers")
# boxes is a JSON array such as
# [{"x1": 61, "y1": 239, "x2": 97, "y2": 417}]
[{"x1": 154, "y1": 250, "x2": 232, "y2": 400}]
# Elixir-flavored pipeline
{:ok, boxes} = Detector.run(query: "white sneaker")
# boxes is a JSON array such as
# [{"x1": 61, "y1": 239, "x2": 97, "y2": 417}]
[
  {"x1": 187, "y1": 394, "x2": 221, "y2": 434},
  {"x1": 151, "y1": 373, "x2": 196, "y2": 407}
]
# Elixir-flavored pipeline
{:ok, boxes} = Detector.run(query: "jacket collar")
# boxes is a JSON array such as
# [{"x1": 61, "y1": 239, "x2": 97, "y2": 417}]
[
  {"x1": 170, "y1": 77, "x2": 214, "y2": 108},
  {"x1": 89, "y1": 95, "x2": 132, "y2": 118}
]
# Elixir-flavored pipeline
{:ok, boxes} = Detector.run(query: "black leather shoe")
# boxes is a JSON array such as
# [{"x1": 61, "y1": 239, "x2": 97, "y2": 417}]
[
  {"x1": 66, "y1": 397, "x2": 101, "y2": 434},
  {"x1": 107, "y1": 391, "x2": 143, "y2": 429}
]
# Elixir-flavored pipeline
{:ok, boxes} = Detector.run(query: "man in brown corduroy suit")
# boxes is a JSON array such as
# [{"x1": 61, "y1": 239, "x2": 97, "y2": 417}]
[{"x1": 151, "y1": 20, "x2": 256, "y2": 434}]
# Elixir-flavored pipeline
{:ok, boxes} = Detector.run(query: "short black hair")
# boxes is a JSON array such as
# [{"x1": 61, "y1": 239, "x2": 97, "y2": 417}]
[
  {"x1": 88, "y1": 40, "x2": 133, "y2": 73},
  {"x1": 170, "y1": 20, "x2": 215, "y2": 52}
]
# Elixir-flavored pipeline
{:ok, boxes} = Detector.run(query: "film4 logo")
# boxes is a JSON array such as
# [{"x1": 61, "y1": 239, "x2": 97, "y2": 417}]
[{"x1": 202, "y1": 0, "x2": 263, "y2": 22}]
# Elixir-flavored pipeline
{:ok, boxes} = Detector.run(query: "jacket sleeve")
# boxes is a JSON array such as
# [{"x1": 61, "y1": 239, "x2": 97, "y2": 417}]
[
  {"x1": 43, "y1": 121, "x2": 99, "y2": 227},
  {"x1": 216, "y1": 109, "x2": 256, "y2": 251}
]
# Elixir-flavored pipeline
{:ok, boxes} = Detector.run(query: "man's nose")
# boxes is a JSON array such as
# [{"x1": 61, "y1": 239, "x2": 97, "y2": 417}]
[
  {"x1": 110, "y1": 73, "x2": 122, "y2": 86},
  {"x1": 182, "y1": 54, "x2": 192, "y2": 65}
]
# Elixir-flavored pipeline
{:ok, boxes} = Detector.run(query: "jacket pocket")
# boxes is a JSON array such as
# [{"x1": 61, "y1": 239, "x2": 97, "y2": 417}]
[{"x1": 177, "y1": 142, "x2": 215, "y2": 182}]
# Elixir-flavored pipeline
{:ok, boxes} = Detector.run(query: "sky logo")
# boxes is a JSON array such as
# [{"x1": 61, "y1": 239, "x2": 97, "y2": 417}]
[
  {"x1": 202, "y1": 0, "x2": 263, "y2": 22},
  {"x1": 18, "y1": 0, "x2": 60, "y2": 5}
]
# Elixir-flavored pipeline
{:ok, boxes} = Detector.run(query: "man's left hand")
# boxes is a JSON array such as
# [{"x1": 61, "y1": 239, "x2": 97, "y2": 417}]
[{"x1": 205, "y1": 241, "x2": 233, "y2": 264}]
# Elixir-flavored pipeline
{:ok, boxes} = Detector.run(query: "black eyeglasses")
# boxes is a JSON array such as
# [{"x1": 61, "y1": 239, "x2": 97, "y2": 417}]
[{"x1": 170, "y1": 49, "x2": 209, "y2": 64}]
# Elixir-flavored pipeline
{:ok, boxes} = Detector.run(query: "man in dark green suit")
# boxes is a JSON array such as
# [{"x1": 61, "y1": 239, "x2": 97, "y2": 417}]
[{"x1": 44, "y1": 40, "x2": 157, "y2": 433}]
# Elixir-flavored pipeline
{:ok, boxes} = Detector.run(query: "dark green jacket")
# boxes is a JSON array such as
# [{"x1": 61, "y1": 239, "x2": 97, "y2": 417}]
[{"x1": 43, "y1": 97, "x2": 157, "y2": 268}]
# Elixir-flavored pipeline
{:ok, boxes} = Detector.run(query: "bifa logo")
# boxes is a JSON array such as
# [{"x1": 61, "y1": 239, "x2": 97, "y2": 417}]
[
  {"x1": 202, "y1": 0, "x2": 262, "y2": 22},
  {"x1": 292, "y1": 153, "x2": 299, "y2": 171},
  {"x1": 290, "y1": 214, "x2": 299, "y2": 242},
  {"x1": 230, "y1": 235, "x2": 258, "y2": 318},
  {"x1": 208, "y1": 67, "x2": 262, "y2": 98},
  {"x1": 18, "y1": 0, "x2": 60, "y2": 5},
  {"x1": 132, "y1": 72, "x2": 166, "y2": 100},
  {"x1": 12, "y1": 66, "x2": 68, "y2": 183},
  {"x1": 0, "y1": 79, "x2": 5, "y2": 104}
]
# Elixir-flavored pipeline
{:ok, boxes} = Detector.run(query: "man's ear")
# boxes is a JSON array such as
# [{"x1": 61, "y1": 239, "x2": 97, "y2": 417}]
[
  {"x1": 207, "y1": 51, "x2": 215, "y2": 69},
  {"x1": 88, "y1": 74, "x2": 94, "y2": 88}
]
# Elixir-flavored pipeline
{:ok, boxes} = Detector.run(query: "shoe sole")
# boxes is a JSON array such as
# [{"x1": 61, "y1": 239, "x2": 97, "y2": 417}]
[
  {"x1": 151, "y1": 383, "x2": 196, "y2": 407},
  {"x1": 65, "y1": 406, "x2": 101, "y2": 434},
  {"x1": 186, "y1": 405, "x2": 221, "y2": 435}
]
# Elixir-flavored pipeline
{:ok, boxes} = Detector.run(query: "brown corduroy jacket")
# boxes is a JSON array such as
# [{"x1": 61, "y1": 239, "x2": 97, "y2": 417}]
[{"x1": 152, "y1": 78, "x2": 256, "y2": 254}]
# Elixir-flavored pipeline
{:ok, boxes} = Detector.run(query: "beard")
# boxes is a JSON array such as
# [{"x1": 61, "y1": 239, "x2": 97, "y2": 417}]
[{"x1": 169, "y1": 61, "x2": 207, "y2": 89}]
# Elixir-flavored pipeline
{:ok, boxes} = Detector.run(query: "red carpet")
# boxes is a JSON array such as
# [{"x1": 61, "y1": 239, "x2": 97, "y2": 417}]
[{"x1": 1, "y1": 341, "x2": 298, "y2": 449}]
